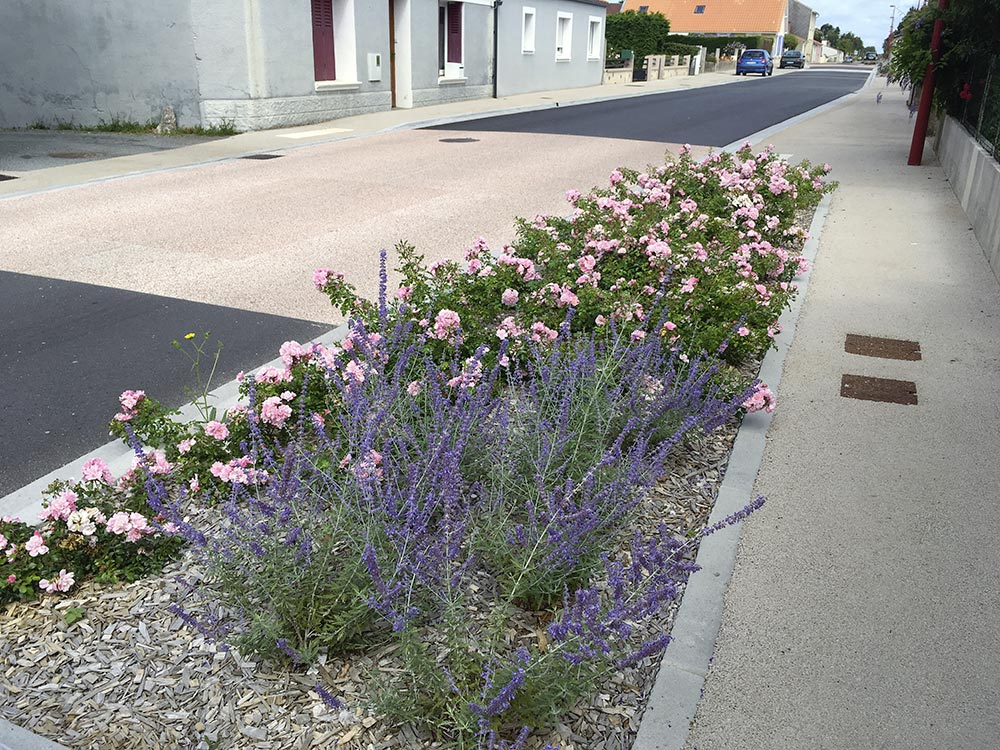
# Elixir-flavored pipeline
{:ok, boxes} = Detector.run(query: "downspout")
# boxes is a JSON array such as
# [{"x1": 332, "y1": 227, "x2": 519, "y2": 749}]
[{"x1": 493, "y1": 0, "x2": 502, "y2": 98}]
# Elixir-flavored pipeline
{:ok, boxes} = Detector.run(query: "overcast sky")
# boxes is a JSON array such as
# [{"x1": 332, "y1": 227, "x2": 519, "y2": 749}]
[{"x1": 809, "y1": 0, "x2": 919, "y2": 49}]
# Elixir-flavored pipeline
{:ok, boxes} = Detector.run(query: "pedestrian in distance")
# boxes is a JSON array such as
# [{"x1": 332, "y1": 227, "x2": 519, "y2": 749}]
[{"x1": 876, "y1": 91, "x2": 883, "y2": 105}]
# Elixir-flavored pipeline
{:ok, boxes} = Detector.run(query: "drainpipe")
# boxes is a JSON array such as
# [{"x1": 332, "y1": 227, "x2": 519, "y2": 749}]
[
  {"x1": 493, "y1": 0, "x2": 502, "y2": 98},
  {"x1": 907, "y1": 0, "x2": 949, "y2": 165}
]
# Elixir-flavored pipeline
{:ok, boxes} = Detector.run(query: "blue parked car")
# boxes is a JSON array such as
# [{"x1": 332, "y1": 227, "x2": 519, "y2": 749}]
[{"x1": 737, "y1": 49, "x2": 774, "y2": 76}]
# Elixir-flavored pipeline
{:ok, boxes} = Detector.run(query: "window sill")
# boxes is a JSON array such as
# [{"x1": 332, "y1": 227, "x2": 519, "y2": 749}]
[
  {"x1": 555, "y1": 57, "x2": 572, "y2": 63},
  {"x1": 315, "y1": 80, "x2": 362, "y2": 92},
  {"x1": 438, "y1": 76, "x2": 468, "y2": 85},
  {"x1": 587, "y1": 55, "x2": 600, "y2": 61},
  {"x1": 522, "y1": 49, "x2": 535, "y2": 55}
]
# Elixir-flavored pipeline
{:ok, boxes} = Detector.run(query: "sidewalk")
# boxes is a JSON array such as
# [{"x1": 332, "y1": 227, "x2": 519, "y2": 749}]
[
  {"x1": 0, "y1": 70, "x2": 758, "y2": 198},
  {"x1": 680, "y1": 84, "x2": 1000, "y2": 746}
]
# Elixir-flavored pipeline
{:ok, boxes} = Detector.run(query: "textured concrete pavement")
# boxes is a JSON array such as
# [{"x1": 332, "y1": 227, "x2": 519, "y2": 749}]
[{"x1": 683, "y1": 83, "x2": 1000, "y2": 747}]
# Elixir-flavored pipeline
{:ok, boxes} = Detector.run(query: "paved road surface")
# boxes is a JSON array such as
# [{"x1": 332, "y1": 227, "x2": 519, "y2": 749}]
[
  {"x1": 430, "y1": 68, "x2": 869, "y2": 144},
  {"x1": 0, "y1": 272, "x2": 325, "y2": 496},
  {"x1": 0, "y1": 68, "x2": 868, "y2": 496}
]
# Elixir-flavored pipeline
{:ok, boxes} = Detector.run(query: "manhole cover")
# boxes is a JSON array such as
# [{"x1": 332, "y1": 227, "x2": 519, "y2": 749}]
[
  {"x1": 438, "y1": 137, "x2": 480, "y2": 143},
  {"x1": 240, "y1": 153, "x2": 284, "y2": 160},
  {"x1": 0, "y1": 174, "x2": 18, "y2": 182},
  {"x1": 845, "y1": 334, "x2": 921, "y2": 361},
  {"x1": 48, "y1": 152, "x2": 102, "y2": 159},
  {"x1": 841, "y1": 374, "x2": 917, "y2": 405}
]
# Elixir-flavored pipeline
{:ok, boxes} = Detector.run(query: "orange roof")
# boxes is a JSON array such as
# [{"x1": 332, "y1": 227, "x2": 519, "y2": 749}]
[{"x1": 635, "y1": 0, "x2": 788, "y2": 35}]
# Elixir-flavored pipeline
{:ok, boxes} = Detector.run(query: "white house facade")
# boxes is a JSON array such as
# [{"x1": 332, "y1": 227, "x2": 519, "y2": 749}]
[{"x1": 0, "y1": 0, "x2": 605, "y2": 131}]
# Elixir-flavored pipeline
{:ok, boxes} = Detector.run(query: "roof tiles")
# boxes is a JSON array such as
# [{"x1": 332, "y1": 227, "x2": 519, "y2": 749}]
[{"x1": 636, "y1": 0, "x2": 788, "y2": 35}]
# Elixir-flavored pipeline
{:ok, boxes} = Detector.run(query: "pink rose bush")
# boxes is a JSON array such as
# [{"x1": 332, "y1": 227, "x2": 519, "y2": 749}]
[
  {"x1": 1, "y1": 449, "x2": 183, "y2": 605},
  {"x1": 315, "y1": 145, "x2": 832, "y2": 369}
]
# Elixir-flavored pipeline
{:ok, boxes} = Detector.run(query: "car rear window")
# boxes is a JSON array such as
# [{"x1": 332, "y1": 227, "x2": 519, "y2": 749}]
[
  {"x1": 784, "y1": 50, "x2": 801, "y2": 56},
  {"x1": 742, "y1": 51, "x2": 765, "y2": 59}
]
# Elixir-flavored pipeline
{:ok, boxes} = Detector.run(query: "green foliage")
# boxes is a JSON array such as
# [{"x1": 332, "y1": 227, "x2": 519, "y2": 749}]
[
  {"x1": 888, "y1": 5, "x2": 935, "y2": 85},
  {"x1": 662, "y1": 42, "x2": 699, "y2": 57},
  {"x1": 64, "y1": 606, "x2": 87, "y2": 625},
  {"x1": 785, "y1": 34, "x2": 801, "y2": 51},
  {"x1": 605, "y1": 10, "x2": 671, "y2": 65},
  {"x1": 0, "y1": 478, "x2": 184, "y2": 606},
  {"x1": 665, "y1": 33, "x2": 767, "y2": 54}
]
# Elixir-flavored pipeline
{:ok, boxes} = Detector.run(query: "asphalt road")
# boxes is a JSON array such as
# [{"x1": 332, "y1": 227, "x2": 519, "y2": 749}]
[
  {"x1": 0, "y1": 272, "x2": 326, "y2": 496},
  {"x1": 430, "y1": 68, "x2": 870, "y2": 145}
]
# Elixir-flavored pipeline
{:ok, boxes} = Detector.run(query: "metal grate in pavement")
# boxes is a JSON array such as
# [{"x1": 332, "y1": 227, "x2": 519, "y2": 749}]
[
  {"x1": 438, "y1": 137, "x2": 480, "y2": 143},
  {"x1": 0, "y1": 174, "x2": 17, "y2": 181},
  {"x1": 841, "y1": 374, "x2": 918, "y2": 405},
  {"x1": 240, "y1": 153, "x2": 284, "y2": 160},
  {"x1": 845, "y1": 334, "x2": 921, "y2": 361}
]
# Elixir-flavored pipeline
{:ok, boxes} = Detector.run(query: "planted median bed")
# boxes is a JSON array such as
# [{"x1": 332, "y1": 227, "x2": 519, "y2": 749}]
[{"x1": 1, "y1": 145, "x2": 833, "y2": 749}]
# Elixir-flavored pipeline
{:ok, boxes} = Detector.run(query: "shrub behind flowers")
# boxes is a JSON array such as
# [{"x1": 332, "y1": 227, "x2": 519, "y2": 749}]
[
  {"x1": 0, "y1": 458, "x2": 183, "y2": 605},
  {"x1": 318, "y1": 145, "x2": 833, "y2": 368}
]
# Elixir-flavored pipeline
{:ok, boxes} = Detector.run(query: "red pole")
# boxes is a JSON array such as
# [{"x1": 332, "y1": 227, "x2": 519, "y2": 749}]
[{"x1": 908, "y1": 0, "x2": 949, "y2": 166}]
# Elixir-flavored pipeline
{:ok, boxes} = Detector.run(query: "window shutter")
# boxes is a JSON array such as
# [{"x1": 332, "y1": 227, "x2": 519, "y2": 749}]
[
  {"x1": 311, "y1": 0, "x2": 336, "y2": 80},
  {"x1": 447, "y1": 3, "x2": 462, "y2": 64}
]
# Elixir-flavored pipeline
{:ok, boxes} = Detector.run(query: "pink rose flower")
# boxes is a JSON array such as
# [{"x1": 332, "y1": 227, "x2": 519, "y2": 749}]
[
  {"x1": 204, "y1": 421, "x2": 230, "y2": 441},
  {"x1": 261, "y1": 396, "x2": 293, "y2": 428},
  {"x1": 501, "y1": 289, "x2": 519, "y2": 306},
  {"x1": 25, "y1": 532, "x2": 49, "y2": 557},
  {"x1": 81, "y1": 458, "x2": 113, "y2": 484}
]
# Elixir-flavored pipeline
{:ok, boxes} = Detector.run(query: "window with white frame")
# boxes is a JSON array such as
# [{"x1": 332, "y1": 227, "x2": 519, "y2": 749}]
[
  {"x1": 311, "y1": 0, "x2": 359, "y2": 84},
  {"x1": 555, "y1": 12, "x2": 572, "y2": 61},
  {"x1": 587, "y1": 16, "x2": 601, "y2": 60},
  {"x1": 438, "y1": 1, "x2": 464, "y2": 78},
  {"x1": 522, "y1": 7, "x2": 536, "y2": 54}
]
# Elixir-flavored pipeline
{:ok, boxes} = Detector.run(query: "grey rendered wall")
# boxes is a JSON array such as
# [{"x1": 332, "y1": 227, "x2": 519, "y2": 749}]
[
  {"x1": 0, "y1": 0, "x2": 202, "y2": 128},
  {"x1": 409, "y1": 0, "x2": 493, "y2": 107},
  {"x1": 197, "y1": 0, "x2": 392, "y2": 131},
  {"x1": 496, "y1": 0, "x2": 605, "y2": 98},
  {"x1": 936, "y1": 116, "x2": 1000, "y2": 280}
]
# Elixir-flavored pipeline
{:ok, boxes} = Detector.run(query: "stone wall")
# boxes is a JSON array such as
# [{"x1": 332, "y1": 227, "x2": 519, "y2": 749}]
[{"x1": 935, "y1": 115, "x2": 1000, "y2": 280}]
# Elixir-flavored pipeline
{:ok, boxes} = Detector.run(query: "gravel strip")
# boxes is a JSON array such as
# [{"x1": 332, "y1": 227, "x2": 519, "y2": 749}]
[{"x1": 0, "y1": 413, "x2": 740, "y2": 750}]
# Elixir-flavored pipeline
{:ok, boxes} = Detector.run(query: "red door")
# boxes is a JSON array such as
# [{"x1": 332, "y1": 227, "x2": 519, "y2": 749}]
[{"x1": 312, "y1": 0, "x2": 336, "y2": 80}]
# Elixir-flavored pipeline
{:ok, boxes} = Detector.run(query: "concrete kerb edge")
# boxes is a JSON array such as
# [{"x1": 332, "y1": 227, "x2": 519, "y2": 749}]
[
  {"x1": 0, "y1": 325, "x2": 349, "y2": 525},
  {"x1": 0, "y1": 72, "x2": 765, "y2": 203},
  {"x1": 630, "y1": 193, "x2": 832, "y2": 750},
  {"x1": 0, "y1": 718, "x2": 68, "y2": 750}
]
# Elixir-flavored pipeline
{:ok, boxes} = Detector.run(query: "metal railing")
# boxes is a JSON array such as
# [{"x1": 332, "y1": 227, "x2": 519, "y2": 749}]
[{"x1": 956, "y1": 55, "x2": 1000, "y2": 161}]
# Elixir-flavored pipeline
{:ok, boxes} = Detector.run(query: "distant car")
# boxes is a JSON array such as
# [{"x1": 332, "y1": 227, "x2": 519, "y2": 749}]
[
  {"x1": 844, "y1": 55, "x2": 854, "y2": 63},
  {"x1": 863, "y1": 52, "x2": 879, "y2": 64},
  {"x1": 779, "y1": 49, "x2": 805, "y2": 69},
  {"x1": 737, "y1": 49, "x2": 774, "y2": 76}
]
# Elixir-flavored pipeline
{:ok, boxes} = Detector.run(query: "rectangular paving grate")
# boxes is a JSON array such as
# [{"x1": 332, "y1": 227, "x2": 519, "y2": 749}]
[
  {"x1": 240, "y1": 153, "x2": 284, "y2": 160},
  {"x1": 0, "y1": 174, "x2": 18, "y2": 181},
  {"x1": 841, "y1": 374, "x2": 918, "y2": 405},
  {"x1": 845, "y1": 334, "x2": 921, "y2": 361}
]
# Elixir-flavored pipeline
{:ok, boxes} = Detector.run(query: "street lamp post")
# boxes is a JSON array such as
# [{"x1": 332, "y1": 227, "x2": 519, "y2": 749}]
[{"x1": 886, "y1": 4, "x2": 897, "y2": 55}]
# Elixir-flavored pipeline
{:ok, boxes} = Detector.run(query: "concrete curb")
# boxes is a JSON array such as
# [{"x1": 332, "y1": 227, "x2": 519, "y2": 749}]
[
  {"x1": 0, "y1": 719, "x2": 68, "y2": 750},
  {"x1": 0, "y1": 68, "x2": 857, "y2": 203},
  {"x1": 0, "y1": 325, "x2": 348, "y2": 525},
  {"x1": 0, "y1": 76, "x2": 746, "y2": 203},
  {"x1": 631, "y1": 193, "x2": 832, "y2": 750}
]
